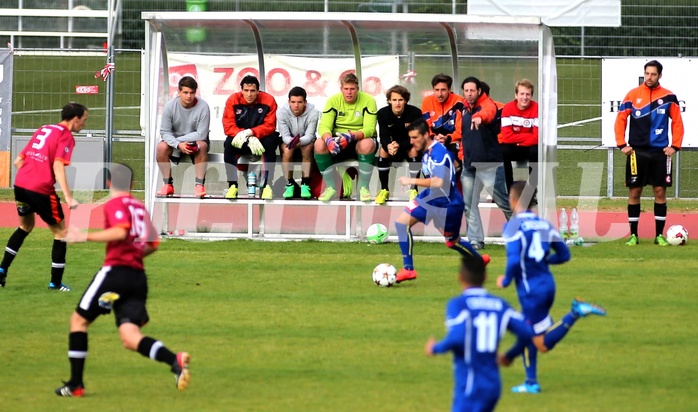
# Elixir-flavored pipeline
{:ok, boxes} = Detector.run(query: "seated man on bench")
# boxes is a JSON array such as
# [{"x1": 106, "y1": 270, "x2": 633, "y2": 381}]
[{"x1": 222, "y1": 75, "x2": 279, "y2": 200}]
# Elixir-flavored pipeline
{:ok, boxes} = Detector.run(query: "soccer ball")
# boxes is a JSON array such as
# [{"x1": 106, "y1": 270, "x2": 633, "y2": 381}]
[
  {"x1": 366, "y1": 223, "x2": 389, "y2": 244},
  {"x1": 372, "y1": 263, "x2": 397, "y2": 287},
  {"x1": 666, "y1": 224, "x2": 688, "y2": 246}
]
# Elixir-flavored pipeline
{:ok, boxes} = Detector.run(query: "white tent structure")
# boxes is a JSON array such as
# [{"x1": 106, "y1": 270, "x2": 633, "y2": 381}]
[{"x1": 141, "y1": 12, "x2": 557, "y2": 240}]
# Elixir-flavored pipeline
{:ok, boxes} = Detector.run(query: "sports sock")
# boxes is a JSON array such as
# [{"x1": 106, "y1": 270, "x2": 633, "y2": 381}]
[
  {"x1": 376, "y1": 156, "x2": 391, "y2": 191},
  {"x1": 137, "y1": 336, "x2": 176, "y2": 366},
  {"x1": 314, "y1": 153, "x2": 335, "y2": 190},
  {"x1": 1, "y1": 227, "x2": 29, "y2": 270},
  {"x1": 357, "y1": 154, "x2": 375, "y2": 190},
  {"x1": 408, "y1": 157, "x2": 421, "y2": 189},
  {"x1": 395, "y1": 222, "x2": 414, "y2": 270},
  {"x1": 301, "y1": 176, "x2": 311, "y2": 186},
  {"x1": 195, "y1": 177, "x2": 205, "y2": 185},
  {"x1": 51, "y1": 239, "x2": 67, "y2": 285},
  {"x1": 68, "y1": 331, "x2": 88, "y2": 386},
  {"x1": 448, "y1": 237, "x2": 478, "y2": 257},
  {"x1": 523, "y1": 343, "x2": 538, "y2": 384},
  {"x1": 505, "y1": 338, "x2": 527, "y2": 360},
  {"x1": 228, "y1": 181, "x2": 238, "y2": 188},
  {"x1": 542, "y1": 312, "x2": 578, "y2": 350},
  {"x1": 163, "y1": 177, "x2": 174, "y2": 185},
  {"x1": 628, "y1": 203, "x2": 641, "y2": 236},
  {"x1": 654, "y1": 202, "x2": 667, "y2": 237}
]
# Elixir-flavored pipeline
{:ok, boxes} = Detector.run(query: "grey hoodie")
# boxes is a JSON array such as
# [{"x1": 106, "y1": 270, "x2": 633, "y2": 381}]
[{"x1": 277, "y1": 102, "x2": 319, "y2": 146}]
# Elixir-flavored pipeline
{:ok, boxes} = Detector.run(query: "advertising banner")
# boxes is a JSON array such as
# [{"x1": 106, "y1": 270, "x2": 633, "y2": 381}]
[{"x1": 167, "y1": 54, "x2": 399, "y2": 140}]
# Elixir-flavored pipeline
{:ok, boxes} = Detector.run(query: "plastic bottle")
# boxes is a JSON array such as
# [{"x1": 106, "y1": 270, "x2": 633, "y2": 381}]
[
  {"x1": 559, "y1": 208, "x2": 569, "y2": 240},
  {"x1": 570, "y1": 208, "x2": 579, "y2": 240},
  {"x1": 248, "y1": 171, "x2": 256, "y2": 197}
]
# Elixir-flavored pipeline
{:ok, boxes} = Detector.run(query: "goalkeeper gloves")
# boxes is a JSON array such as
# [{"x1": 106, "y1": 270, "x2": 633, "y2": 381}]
[
  {"x1": 335, "y1": 131, "x2": 355, "y2": 149},
  {"x1": 232, "y1": 129, "x2": 252, "y2": 148},
  {"x1": 325, "y1": 136, "x2": 341, "y2": 155},
  {"x1": 248, "y1": 136, "x2": 265, "y2": 156}
]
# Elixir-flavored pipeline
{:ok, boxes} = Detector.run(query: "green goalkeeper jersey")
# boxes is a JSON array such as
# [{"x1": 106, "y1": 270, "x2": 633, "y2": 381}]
[{"x1": 318, "y1": 91, "x2": 377, "y2": 138}]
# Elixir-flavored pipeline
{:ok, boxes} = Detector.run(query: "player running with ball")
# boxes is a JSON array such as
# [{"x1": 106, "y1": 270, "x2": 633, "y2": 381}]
[{"x1": 393, "y1": 118, "x2": 489, "y2": 283}]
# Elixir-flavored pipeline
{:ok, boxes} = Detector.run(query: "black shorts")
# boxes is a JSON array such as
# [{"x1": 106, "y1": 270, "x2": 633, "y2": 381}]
[
  {"x1": 14, "y1": 186, "x2": 64, "y2": 225},
  {"x1": 76, "y1": 265, "x2": 150, "y2": 328},
  {"x1": 379, "y1": 139, "x2": 413, "y2": 162},
  {"x1": 626, "y1": 149, "x2": 672, "y2": 188},
  {"x1": 334, "y1": 137, "x2": 377, "y2": 162}
]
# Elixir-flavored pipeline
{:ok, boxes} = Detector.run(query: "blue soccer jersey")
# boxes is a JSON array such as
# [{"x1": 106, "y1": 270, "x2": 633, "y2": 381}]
[
  {"x1": 432, "y1": 288, "x2": 534, "y2": 412},
  {"x1": 501, "y1": 212, "x2": 571, "y2": 332},
  {"x1": 417, "y1": 141, "x2": 463, "y2": 208}
]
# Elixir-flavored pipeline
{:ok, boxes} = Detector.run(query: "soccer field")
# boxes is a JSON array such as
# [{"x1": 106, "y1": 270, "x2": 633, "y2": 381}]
[{"x1": 1, "y1": 228, "x2": 697, "y2": 411}]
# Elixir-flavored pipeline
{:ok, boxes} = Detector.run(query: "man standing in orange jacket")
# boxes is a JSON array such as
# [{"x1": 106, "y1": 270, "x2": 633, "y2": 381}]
[{"x1": 615, "y1": 60, "x2": 684, "y2": 246}]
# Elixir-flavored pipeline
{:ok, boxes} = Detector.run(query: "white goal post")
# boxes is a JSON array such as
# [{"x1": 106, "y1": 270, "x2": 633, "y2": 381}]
[{"x1": 141, "y1": 11, "x2": 558, "y2": 239}]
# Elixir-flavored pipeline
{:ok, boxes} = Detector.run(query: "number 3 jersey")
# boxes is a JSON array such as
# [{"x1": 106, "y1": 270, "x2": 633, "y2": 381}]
[
  {"x1": 15, "y1": 124, "x2": 75, "y2": 195},
  {"x1": 103, "y1": 195, "x2": 159, "y2": 270},
  {"x1": 432, "y1": 288, "x2": 533, "y2": 399}
]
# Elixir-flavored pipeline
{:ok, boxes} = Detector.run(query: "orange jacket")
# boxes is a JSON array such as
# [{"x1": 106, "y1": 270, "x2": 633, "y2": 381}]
[
  {"x1": 459, "y1": 93, "x2": 501, "y2": 165},
  {"x1": 222, "y1": 91, "x2": 278, "y2": 139},
  {"x1": 421, "y1": 92, "x2": 463, "y2": 143},
  {"x1": 614, "y1": 83, "x2": 683, "y2": 151}
]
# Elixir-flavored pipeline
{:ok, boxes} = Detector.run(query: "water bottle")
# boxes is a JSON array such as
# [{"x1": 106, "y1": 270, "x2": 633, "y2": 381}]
[
  {"x1": 559, "y1": 208, "x2": 569, "y2": 240},
  {"x1": 570, "y1": 208, "x2": 580, "y2": 240},
  {"x1": 247, "y1": 171, "x2": 256, "y2": 197}
]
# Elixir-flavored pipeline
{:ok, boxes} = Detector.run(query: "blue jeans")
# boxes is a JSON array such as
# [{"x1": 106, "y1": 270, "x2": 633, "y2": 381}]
[{"x1": 461, "y1": 163, "x2": 512, "y2": 243}]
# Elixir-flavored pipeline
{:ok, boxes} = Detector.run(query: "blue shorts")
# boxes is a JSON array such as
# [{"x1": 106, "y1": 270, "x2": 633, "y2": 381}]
[
  {"x1": 519, "y1": 286, "x2": 555, "y2": 334},
  {"x1": 453, "y1": 393, "x2": 499, "y2": 412},
  {"x1": 405, "y1": 199, "x2": 464, "y2": 240}
]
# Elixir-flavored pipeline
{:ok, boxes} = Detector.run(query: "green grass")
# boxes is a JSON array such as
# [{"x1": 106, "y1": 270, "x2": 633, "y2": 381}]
[{"x1": 1, "y1": 229, "x2": 697, "y2": 411}]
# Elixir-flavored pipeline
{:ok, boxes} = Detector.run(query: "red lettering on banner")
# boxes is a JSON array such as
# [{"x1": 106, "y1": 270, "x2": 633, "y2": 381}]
[
  {"x1": 168, "y1": 64, "x2": 198, "y2": 98},
  {"x1": 339, "y1": 70, "x2": 356, "y2": 83},
  {"x1": 236, "y1": 67, "x2": 260, "y2": 86},
  {"x1": 213, "y1": 67, "x2": 236, "y2": 95},
  {"x1": 362, "y1": 76, "x2": 382, "y2": 96},
  {"x1": 266, "y1": 68, "x2": 291, "y2": 96},
  {"x1": 304, "y1": 70, "x2": 327, "y2": 97}
]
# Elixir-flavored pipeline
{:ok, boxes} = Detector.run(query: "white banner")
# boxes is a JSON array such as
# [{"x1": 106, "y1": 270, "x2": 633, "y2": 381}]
[
  {"x1": 601, "y1": 58, "x2": 693, "y2": 148},
  {"x1": 467, "y1": 0, "x2": 621, "y2": 27},
  {"x1": 166, "y1": 54, "x2": 399, "y2": 140}
]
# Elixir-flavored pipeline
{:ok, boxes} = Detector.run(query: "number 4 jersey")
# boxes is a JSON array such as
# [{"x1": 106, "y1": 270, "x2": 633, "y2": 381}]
[
  {"x1": 15, "y1": 124, "x2": 76, "y2": 195},
  {"x1": 500, "y1": 212, "x2": 570, "y2": 296},
  {"x1": 103, "y1": 195, "x2": 159, "y2": 270}
]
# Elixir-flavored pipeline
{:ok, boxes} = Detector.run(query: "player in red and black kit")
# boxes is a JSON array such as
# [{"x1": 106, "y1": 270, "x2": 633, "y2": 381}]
[
  {"x1": 0, "y1": 102, "x2": 86, "y2": 291},
  {"x1": 615, "y1": 60, "x2": 684, "y2": 246},
  {"x1": 222, "y1": 75, "x2": 279, "y2": 199},
  {"x1": 55, "y1": 163, "x2": 190, "y2": 397}
]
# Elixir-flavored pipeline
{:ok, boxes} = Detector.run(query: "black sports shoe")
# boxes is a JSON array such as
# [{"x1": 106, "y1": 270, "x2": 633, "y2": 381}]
[
  {"x1": 0, "y1": 267, "x2": 6, "y2": 287},
  {"x1": 55, "y1": 381, "x2": 85, "y2": 397}
]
